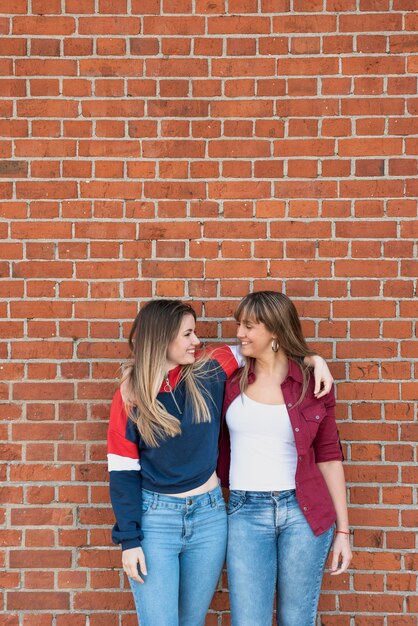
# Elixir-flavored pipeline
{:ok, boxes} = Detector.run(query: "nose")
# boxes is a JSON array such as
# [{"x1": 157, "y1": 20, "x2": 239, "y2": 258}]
[
  {"x1": 191, "y1": 333, "x2": 200, "y2": 346},
  {"x1": 236, "y1": 324, "x2": 245, "y2": 339}
]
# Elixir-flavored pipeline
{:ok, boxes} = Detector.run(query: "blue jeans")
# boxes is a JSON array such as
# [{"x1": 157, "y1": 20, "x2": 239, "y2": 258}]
[
  {"x1": 226, "y1": 490, "x2": 334, "y2": 626},
  {"x1": 129, "y1": 485, "x2": 227, "y2": 626}
]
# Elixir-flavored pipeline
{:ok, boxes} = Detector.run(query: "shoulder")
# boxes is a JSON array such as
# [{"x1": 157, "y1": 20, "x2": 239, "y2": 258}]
[
  {"x1": 109, "y1": 389, "x2": 129, "y2": 430},
  {"x1": 108, "y1": 389, "x2": 140, "y2": 456}
]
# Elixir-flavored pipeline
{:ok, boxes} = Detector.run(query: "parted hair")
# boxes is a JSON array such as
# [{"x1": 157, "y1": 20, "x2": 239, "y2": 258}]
[
  {"x1": 234, "y1": 291, "x2": 316, "y2": 402},
  {"x1": 126, "y1": 299, "x2": 212, "y2": 447}
]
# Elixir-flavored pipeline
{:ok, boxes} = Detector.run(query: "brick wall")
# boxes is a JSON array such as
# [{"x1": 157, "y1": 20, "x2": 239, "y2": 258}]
[{"x1": 1, "y1": 1, "x2": 417, "y2": 624}]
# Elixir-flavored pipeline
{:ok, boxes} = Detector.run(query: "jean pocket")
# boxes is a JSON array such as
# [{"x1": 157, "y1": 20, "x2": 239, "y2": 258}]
[{"x1": 227, "y1": 492, "x2": 246, "y2": 515}]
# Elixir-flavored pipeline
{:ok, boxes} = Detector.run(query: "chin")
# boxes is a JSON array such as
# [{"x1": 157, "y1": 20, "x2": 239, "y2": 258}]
[{"x1": 241, "y1": 346, "x2": 257, "y2": 358}]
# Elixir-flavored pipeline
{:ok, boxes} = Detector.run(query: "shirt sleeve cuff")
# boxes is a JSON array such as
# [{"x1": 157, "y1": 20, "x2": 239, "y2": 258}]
[{"x1": 121, "y1": 538, "x2": 142, "y2": 551}]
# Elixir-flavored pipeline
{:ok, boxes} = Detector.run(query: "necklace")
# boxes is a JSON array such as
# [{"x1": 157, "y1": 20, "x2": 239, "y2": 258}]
[{"x1": 164, "y1": 376, "x2": 182, "y2": 415}]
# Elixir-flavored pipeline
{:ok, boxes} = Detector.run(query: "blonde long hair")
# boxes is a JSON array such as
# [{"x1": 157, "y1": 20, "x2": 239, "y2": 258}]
[
  {"x1": 234, "y1": 291, "x2": 316, "y2": 402},
  {"x1": 126, "y1": 299, "x2": 212, "y2": 447}
]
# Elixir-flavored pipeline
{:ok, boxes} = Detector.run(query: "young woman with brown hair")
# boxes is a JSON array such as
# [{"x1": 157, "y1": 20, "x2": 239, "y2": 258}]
[{"x1": 218, "y1": 291, "x2": 352, "y2": 626}]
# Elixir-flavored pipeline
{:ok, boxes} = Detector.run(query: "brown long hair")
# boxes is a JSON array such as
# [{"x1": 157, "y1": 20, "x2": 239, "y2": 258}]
[
  {"x1": 234, "y1": 291, "x2": 316, "y2": 402},
  {"x1": 126, "y1": 299, "x2": 212, "y2": 447}
]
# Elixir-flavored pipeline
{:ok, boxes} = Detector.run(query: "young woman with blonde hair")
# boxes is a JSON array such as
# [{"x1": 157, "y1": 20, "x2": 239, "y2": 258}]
[
  {"x1": 218, "y1": 291, "x2": 352, "y2": 626},
  {"x1": 107, "y1": 298, "x2": 333, "y2": 626}
]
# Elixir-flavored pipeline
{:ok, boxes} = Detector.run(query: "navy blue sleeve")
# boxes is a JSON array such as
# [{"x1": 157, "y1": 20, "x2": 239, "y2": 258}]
[
  {"x1": 107, "y1": 391, "x2": 143, "y2": 551},
  {"x1": 109, "y1": 470, "x2": 144, "y2": 550}
]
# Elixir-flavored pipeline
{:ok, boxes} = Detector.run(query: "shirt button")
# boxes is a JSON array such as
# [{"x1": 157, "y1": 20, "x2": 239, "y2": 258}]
[
  {"x1": 298, "y1": 456, "x2": 302, "y2": 461},
  {"x1": 303, "y1": 506, "x2": 308, "y2": 511},
  {"x1": 315, "y1": 415, "x2": 320, "y2": 420},
  {"x1": 295, "y1": 427, "x2": 299, "y2": 432},
  {"x1": 287, "y1": 403, "x2": 292, "y2": 408}
]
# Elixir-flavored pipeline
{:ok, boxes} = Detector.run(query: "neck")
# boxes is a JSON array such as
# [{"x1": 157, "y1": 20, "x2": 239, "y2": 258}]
[
  {"x1": 166, "y1": 362, "x2": 181, "y2": 373},
  {"x1": 254, "y1": 350, "x2": 288, "y2": 378}
]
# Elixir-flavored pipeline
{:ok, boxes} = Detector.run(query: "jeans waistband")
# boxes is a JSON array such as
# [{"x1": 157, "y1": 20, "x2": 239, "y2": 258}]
[
  {"x1": 142, "y1": 484, "x2": 223, "y2": 509},
  {"x1": 231, "y1": 489, "x2": 296, "y2": 500}
]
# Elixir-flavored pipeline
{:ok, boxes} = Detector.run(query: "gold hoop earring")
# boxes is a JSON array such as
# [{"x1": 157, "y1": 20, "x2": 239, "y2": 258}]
[{"x1": 272, "y1": 338, "x2": 279, "y2": 353}]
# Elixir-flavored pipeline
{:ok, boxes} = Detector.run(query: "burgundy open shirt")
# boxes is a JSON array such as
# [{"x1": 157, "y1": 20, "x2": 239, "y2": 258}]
[{"x1": 217, "y1": 359, "x2": 344, "y2": 536}]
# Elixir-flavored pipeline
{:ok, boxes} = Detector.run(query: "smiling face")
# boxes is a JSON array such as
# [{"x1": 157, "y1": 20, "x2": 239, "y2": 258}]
[
  {"x1": 236, "y1": 317, "x2": 276, "y2": 359},
  {"x1": 166, "y1": 313, "x2": 200, "y2": 370}
]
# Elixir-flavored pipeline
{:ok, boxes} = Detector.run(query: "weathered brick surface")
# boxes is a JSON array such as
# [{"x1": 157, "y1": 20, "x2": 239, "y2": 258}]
[{"x1": 0, "y1": 1, "x2": 417, "y2": 624}]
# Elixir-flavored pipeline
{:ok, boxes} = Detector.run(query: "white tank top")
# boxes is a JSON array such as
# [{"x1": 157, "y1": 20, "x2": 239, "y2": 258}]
[{"x1": 226, "y1": 394, "x2": 297, "y2": 491}]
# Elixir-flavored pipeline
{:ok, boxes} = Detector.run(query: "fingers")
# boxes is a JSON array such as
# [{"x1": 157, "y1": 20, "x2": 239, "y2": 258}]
[
  {"x1": 338, "y1": 554, "x2": 351, "y2": 574},
  {"x1": 138, "y1": 551, "x2": 148, "y2": 577},
  {"x1": 128, "y1": 569, "x2": 144, "y2": 583},
  {"x1": 330, "y1": 559, "x2": 350, "y2": 575},
  {"x1": 122, "y1": 558, "x2": 144, "y2": 583},
  {"x1": 316, "y1": 381, "x2": 332, "y2": 398},
  {"x1": 314, "y1": 366, "x2": 334, "y2": 398},
  {"x1": 313, "y1": 362, "x2": 333, "y2": 398},
  {"x1": 324, "y1": 378, "x2": 333, "y2": 394},
  {"x1": 330, "y1": 546, "x2": 352, "y2": 576},
  {"x1": 122, "y1": 549, "x2": 146, "y2": 584},
  {"x1": 330, "y1": 549, "x2": 341, "y2": 575},
  {"x1": 124, "y1": 564, "x2": 144, "y2": 584},
  {"x1": 314, "y1": 378, "x2": 330, "y2": 398}
]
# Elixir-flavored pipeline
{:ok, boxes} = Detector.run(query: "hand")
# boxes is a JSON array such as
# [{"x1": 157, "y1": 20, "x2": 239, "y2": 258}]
[
  {"x1": 310, "y1": 355, "x2": 333, "y2": 398},
  {"x1": 120, "y1": 366, "x2": 137, "y2": 406},
  {"x1": 122, "y1": 546, "x2": 147, "y2": 583},
  {"x1": 330, "y1": 533, "x2": 352, "y2": 575}
]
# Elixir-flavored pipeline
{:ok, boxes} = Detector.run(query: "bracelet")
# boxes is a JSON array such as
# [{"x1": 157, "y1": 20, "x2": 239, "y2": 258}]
[{"x1": 336, "y1": 530, "x2": 351, "y2": 535}]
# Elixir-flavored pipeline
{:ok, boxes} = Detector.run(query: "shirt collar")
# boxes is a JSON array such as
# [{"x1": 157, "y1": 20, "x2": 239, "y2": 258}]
[
  {"x1": 286, "y1": 358, "x2": 304, "y2": 383},
  {"x1": 159, "y1": 364, "x2": 182, "y2": 393}
]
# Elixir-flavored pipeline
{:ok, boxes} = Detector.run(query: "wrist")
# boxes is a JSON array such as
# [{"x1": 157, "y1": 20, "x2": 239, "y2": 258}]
[{"x1": 305, "y1": 354, "x2": 319, "y2": 367}]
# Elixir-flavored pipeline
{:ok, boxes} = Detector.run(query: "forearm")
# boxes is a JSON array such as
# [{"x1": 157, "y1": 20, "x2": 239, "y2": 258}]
[
  {"x1": 317, "y1": 460, "x2": 349, "y2": 531},
  {"x1": 109, "y1": 470, "x2": 144, "y2": 549}
]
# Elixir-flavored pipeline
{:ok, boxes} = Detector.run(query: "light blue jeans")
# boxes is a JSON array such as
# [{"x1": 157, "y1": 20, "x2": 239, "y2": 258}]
[
  {"x1": 226, "y1": 489, "x2": 334, "y2": 626},
  {"x1": 129, "y1": 485, "x2": 227, "y2": 626}
]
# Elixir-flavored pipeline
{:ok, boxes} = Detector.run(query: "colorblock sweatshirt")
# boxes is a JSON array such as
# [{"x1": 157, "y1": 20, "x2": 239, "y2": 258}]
[{"x1": 107, "y1": 345, "x2": 241, "y2": 551}]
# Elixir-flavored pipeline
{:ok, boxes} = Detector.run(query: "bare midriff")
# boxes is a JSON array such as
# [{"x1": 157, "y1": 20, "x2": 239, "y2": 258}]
[{"x1": 162, "y1": 471, "x2": 219, "y2": 498}]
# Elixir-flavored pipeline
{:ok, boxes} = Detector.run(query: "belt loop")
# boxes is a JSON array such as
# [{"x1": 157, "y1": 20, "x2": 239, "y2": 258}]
[
  {"x1": 209, "y1": 490, "x2": 216, "y2": 508},
  {"x1": 151, "y1": 493, "x2": 158, "y2": 509}
]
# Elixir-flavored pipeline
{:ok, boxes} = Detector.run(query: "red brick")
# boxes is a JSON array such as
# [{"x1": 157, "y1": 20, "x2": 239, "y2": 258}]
[
  {"x1": 213, "y1": 58, "x2": 275, "y2": 77},
  {"x1": 343, "y1": 55, "x2": 405, "y2": 76},
  {"x1": 338, "y1": 381, "x2": 399, "y2": 400},
  {"x1": 8, "y1": 592, "x2": 69, "y2": 610},
  {"x1": 11, "y1": 550, "x2": 71, "y2": 569}
]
